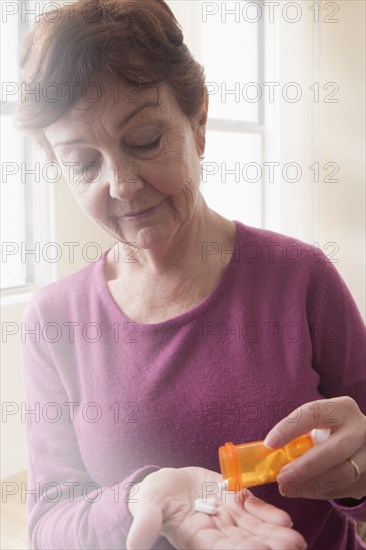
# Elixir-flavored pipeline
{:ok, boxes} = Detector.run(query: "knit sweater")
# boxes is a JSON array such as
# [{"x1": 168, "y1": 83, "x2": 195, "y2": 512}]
[{"x1": 21, "y1": 220, "x2": 366, "y2": 549}]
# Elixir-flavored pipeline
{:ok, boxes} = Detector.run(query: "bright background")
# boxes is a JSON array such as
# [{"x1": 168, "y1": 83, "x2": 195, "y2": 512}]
[{"x1": 1, "y1": 0, "x2": 365, "y2": 482}]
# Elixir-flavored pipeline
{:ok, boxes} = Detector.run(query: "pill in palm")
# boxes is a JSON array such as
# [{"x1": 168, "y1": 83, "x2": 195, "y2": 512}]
[
  {"x1": 194, "y1": 497, "x2": 216, "y2": 506},
  {"x1": 194, "y1": 500, "x2": 217, "y2": 515}
]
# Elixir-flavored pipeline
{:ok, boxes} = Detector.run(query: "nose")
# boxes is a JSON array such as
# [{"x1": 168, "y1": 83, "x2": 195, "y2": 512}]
[{"x1": 107, "y1": 159, "x2": 144, "y2": 201}]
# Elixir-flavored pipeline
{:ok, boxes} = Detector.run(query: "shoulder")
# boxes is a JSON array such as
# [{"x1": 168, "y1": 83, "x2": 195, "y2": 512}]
[
  {"x1": 23, "y1": 253, "x2": 106, "y2": 323},
  {"x1": 232, "y1": 221, "x2": 333, "y2": 296},
  {"x1": 232, "y1": 222, "x2": 364, "y2": 319},
  {"x1": 235, "y1": 220, "x2": 315, "y2": 255},
  {"x1": 234, "y1": 220, "x2": 323, "y2": 268}
]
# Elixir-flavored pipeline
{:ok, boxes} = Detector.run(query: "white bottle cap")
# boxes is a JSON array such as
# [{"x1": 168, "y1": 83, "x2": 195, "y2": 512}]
[{"x1": 310, "y1": 428, "x2": 331, "y2": 445}]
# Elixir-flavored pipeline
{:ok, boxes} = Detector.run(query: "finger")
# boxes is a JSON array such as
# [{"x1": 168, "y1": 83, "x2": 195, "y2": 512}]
[
  {"x1": 276, "y1": 433, "x2": 363, "y2": 485},
  {"x1": 126, "y1": 503, "x2": 163, "y2": 550},
  {"x1": 279, "y1": 471, "x2": 366, "y2": 501},
  {"x1": 212, "y1": 527, "x2": 271, "y2": 550},
  {"x1": 266, "y1": 533, "x2": 307, "y2": 550},
  {"x1": 217, "y1": 523, "x2": 306, "y2": 550},
  {"x1": 195, "y1": 526, "x2": 271, "y2": 550},
  {"x1": 263, "y1": 398, "x2": 344, "y2": 449},
  {"x1": 231, "y1": 513, "x2": 306, "y2": 550},
  {"x1": 254, "y1": 524, "x2": 307, "y2": 550},
  {"x1": 219, "y1": 538, "x2": 270, "y2": 550},
  {"x1": 179, "y1": 524, "x2": 270, "y2": 550},
  {"x1": 241, "y1": 490, "x2": 294, "y2": 528}
]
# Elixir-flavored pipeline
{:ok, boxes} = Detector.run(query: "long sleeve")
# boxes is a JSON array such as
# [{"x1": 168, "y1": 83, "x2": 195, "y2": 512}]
[
  {"x1": 19, "y1": 222, "x2": 366, "y2": 550},
  {"x1": 310, "y1": 253, "x2": 366, "y2": 521},
  {"x1": 21, "y1": 297, "x2": 160, "y2": 549}
]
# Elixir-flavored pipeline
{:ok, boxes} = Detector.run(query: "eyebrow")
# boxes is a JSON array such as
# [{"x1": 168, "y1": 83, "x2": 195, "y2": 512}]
[{"x1": 53, "y1": 101, "x2": 159, "y2": 149}]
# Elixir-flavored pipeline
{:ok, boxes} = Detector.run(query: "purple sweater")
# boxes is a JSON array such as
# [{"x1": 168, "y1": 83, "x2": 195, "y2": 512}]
[{"x1": 22, "y1": 221, "x2": 366, "y2": 549}]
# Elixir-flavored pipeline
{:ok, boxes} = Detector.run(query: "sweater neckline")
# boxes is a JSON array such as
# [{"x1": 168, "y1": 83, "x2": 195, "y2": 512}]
[{"x1": 95, "y1": 220, "x2": 245, "y2": 330}]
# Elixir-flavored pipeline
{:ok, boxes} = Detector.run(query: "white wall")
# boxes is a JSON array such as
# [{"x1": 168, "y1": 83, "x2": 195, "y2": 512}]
[
  {"x1": 267, "y1": 0, "x2": 365, "y2": 318},
  {"x1": 318, "y1": 0, "x2": 365, "y2": 318}
]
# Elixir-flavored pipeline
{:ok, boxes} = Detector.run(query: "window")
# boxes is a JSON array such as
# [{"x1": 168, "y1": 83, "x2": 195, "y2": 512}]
[
  {"x1": 168, "y1": 1, "x2": 264, "y2": 227},
  {"x1": 1, "y1": 5, "x2": 28, "y2": 290}
]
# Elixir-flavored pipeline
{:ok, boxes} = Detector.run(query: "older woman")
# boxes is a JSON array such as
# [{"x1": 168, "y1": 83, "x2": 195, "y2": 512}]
[{"x1": 17, "y1": 1, "x2": 365, "y2": 549}]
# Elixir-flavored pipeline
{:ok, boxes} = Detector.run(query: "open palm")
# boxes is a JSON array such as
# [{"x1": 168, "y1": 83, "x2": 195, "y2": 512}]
[{"x1": 126, "y1": 466, "x2": 306, "y2": 550}]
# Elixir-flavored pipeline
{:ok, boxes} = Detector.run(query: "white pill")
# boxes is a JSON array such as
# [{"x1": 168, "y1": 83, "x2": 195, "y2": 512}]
[
  {"x1": 194, "y1": 501, "x2": 217, "y2": 515},
  {"x1": 194, "y1": 498, "x2": 216, "y2": 506}
]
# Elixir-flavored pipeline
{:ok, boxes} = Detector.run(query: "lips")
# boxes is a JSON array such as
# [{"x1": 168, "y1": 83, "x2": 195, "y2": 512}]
[
  {"x1": 123, "y1": 204, "x2": 158, "y2": 217},
  {"x1": 118, "y1": 198, "x2": 166, "y2": 219}
]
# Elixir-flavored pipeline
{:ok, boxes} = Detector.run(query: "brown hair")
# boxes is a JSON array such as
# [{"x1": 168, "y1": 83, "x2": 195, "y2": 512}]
[{"x1": 16, "y1": 0, "x2": 206, "y2": 159}]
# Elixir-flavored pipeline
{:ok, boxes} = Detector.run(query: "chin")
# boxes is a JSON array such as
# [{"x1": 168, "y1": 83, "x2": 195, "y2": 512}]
[{"x1": 128, "y1": 224, "x2": 172, "y2": 250}]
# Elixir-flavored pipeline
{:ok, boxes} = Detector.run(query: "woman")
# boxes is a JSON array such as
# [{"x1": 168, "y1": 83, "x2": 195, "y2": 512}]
[{"x1": 17, "y1": 0, "x2": 365, "y2": 549}]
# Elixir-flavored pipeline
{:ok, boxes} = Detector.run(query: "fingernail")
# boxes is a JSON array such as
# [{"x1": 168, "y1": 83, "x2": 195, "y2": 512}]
[
  {"x1": 277, "y1": 469, "x2": 295, "y2": 485},
  {"x1": 263, "y1": 435, "x2": 276, "y2": 448},
  {"x1": 304, "y1": 543, "x2": 308, "y2": 550}
]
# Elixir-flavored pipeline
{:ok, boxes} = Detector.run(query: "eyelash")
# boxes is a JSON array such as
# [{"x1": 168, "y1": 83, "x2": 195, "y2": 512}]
[
  {"x1": 71, "y1": 159, "x2": 101, "y2": 179},
  {"x1": 131, "y1": 136, "x2": 162, "y2": 151},
  {"x1": 70, "y1": 136, "x2": 162, "y2": 177}
]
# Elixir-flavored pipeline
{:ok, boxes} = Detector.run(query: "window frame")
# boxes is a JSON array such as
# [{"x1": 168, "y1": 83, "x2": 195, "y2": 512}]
[
  {"x1": 1, "y1": 2, "x2": 54, "y2": 300},
  {"x1": 1, "y1": 8, "x2": 29, "y2": 294},
  {"x1": 167, "y1": 0, "x2": 272, "y2": 230}
]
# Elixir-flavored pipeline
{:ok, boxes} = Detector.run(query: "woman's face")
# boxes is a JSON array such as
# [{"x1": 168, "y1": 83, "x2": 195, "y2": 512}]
[{"x1": 45, "y1": 79, "x2": 207, "y2": 249}]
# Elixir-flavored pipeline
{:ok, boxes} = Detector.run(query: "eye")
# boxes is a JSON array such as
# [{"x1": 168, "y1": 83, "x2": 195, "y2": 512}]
[
  {"x1": 62, "y1": 157, "x2": 97, "y2": 174},
  {"x1": 66, "y1": 159, "x2": 100, "y2": 184},
  {"x1": 131, "y1": 136, "x2": 162, "y2": 151},
  {"x1": 80, "y1": 160, "x2": 101, "y2": 180}
]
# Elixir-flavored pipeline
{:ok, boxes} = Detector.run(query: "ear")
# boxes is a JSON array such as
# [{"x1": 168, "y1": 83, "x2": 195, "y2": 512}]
[{"x1": 195, "y1": 87, "x2": 209, "y2": 158}]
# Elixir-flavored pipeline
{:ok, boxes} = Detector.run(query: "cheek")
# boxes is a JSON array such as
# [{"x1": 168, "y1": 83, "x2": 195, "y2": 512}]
[
  {"x1": 72, "y1": 184, "x2": 108, "y2": 220},
  {"x1": 141, "y1": 138, "x2": 199, "y2": 195},
  {"x1": 143, "y1": 164, "x2": 194, "y2": 199}
]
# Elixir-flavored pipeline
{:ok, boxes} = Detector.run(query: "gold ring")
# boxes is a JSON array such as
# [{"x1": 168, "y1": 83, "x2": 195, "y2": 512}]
[{"x1": 347, "y1": 458, "x2": 361, "y2": 482}]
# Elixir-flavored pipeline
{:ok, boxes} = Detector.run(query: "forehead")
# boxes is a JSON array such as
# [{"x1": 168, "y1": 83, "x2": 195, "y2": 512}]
[{"x1": 45, "y1": 79, "x2": 179, "y2": 143}]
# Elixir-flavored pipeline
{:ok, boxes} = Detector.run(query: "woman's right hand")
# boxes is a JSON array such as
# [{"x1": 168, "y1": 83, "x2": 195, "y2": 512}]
[{"x1": 126, "y1": 466, "x2": 307, "y2": 550}]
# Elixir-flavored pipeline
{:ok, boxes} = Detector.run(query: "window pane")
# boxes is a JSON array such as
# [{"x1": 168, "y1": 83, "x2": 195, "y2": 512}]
[
  {"x1": 202, "y1": 1, "x2": 259, "y2": 122},
  {"x1": 1, "y1": 115, "x2": 27, "y2": 289},
  {"x1": 1, "y1": 8, "x2": 19, "y2": 102},
  {"x1": 201, "y1": 131, "x2": 262, "y2": 226}
]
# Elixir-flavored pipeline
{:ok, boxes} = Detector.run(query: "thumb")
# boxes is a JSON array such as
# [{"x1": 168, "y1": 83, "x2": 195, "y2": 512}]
[{"x1": 126, "y1": 503, "x2": 163, "y2": 550}]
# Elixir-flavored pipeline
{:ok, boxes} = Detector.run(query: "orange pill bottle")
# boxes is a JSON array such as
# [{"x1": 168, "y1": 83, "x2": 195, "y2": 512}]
[{"x1": 219, "y1": 429, "x2": 330, "y2": 491}]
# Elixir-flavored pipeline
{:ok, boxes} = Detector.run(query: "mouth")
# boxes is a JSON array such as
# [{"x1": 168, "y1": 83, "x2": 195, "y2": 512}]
[{"x1": 120, "y1": 198, "x2": 166, "y2": 221}]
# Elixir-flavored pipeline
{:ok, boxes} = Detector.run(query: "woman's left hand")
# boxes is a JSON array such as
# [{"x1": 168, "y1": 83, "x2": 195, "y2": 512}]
[{"x1": 264, "y1": 396, "x2": 366, "y2": 500}]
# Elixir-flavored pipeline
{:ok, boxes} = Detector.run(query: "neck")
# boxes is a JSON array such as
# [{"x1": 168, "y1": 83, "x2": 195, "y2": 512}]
[{"x1": 113, "y1": 199, "x2": 235, "y2": 279}]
